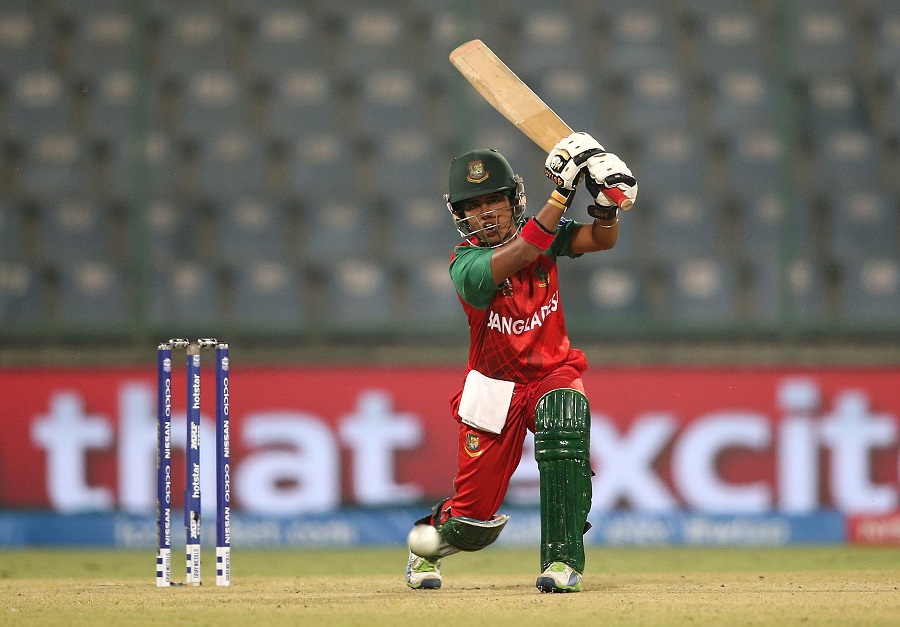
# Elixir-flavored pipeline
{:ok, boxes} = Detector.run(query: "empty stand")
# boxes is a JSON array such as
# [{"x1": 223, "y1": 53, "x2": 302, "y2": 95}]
[
  {"x1": 56, "y1": 261, "x2": 129, "y2": 323},
  {"x1": 318, "y1": 259, "x2": 394, "y2": 328},
  {"x1": 149, "y1": 261, "x2": 219, "y2": 325},
  {"x1": 666, "y1": 259, "x2": 740, "y2": 321},
  {"x1": 0, "y1": 261, "x2": 43, "y2": 322},
  {"x1": 230, "y1": 260, "x2": 305, "y2": 325},
  {"x1": 838, "y1": 258, "x2": 900, "y2": 320}
]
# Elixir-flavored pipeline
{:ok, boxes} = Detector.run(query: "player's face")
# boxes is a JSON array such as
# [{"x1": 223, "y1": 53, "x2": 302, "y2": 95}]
[{"x1": 461, "y1": 193, "x2": 515, "y2": 246}]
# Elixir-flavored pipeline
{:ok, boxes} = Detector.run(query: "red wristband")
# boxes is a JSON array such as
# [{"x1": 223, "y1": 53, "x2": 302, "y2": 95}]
[{"x1": 519, "y1": 217, "x2": 556, "y2": 251}]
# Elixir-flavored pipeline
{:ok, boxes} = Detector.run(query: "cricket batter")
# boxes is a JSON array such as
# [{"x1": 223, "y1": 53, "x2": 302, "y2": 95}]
[{"x1": 405, "y1": 132, "x2": 638, "y2": 593}]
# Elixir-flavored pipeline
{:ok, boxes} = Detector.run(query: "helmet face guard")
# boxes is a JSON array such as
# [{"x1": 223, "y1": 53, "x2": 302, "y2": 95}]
[{"x1": 445, "y1": 149, "x2": 526, "y2": 248}]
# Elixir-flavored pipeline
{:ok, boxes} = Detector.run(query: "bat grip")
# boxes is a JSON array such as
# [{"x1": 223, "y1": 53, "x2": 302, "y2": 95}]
[{"x1": 602, "y1": 186, "x2": 633, "y2": 211}]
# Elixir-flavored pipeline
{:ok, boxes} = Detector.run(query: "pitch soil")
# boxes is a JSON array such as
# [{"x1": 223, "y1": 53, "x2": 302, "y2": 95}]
[{"x1": 1, "y1": 547, "x2": 898, "y2": 626}]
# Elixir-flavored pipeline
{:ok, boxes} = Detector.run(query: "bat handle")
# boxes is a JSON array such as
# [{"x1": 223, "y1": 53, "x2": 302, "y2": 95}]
[{"x1": 602, "y1": 186, "x2": 633, "y2": 211}]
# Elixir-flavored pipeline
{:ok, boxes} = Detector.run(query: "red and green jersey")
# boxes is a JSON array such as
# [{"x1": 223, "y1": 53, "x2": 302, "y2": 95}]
[{"x1": 449, "y1": 218, "x2": 582, "y2": 383}]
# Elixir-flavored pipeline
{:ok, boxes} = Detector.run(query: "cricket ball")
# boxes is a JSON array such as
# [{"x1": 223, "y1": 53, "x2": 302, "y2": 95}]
[{"x1": 407, "y1": 524, "x2": 442, "y2": 557}]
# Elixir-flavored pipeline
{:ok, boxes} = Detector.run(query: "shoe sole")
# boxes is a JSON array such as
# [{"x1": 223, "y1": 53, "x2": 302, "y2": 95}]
[
  {"x1": 535, "y1": 576, "x2": 580, "y2": 593},
  {"x1": 408, "y1": 579, "x2": 441, "y2": 590}
]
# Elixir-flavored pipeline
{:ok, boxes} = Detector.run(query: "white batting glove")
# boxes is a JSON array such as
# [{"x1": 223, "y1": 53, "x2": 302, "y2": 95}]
[
  {"x1": 544, "y1": 131, "x2": 605, "y2": 191},
  {"x1": 585, "y1": 152, "x2": 638, "y2": 207}
]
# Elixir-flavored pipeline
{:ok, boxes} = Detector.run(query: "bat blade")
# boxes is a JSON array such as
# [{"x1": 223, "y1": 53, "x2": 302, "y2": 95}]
[
  {"x1": 449, "y1": 39, "x2": 632, "y2": 210},
  {"x1": 449, "y1": 39, "x2": 570, "y2": 152}
]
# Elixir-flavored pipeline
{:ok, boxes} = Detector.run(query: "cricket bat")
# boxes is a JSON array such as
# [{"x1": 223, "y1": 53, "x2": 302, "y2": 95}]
[{"x1": 449, "y1": 39, "x2": 632, "y2": 210}]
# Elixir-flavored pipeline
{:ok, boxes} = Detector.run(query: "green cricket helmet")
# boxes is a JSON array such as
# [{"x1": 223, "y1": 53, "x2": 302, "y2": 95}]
[{"x1": 444, "y1": 148, "x2": 526, "y2": 247}]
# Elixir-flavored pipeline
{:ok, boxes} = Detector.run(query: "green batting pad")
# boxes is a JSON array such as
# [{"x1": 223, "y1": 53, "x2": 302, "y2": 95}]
[
  {"x1": 439, "y1": 514, "x2": 510, "y2": 552},
  {"x1": 534, "y1": 388, "x2": 591, "y2": 573}
]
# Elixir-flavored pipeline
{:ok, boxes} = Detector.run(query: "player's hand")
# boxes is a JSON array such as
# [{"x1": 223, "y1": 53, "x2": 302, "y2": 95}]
[
  {"x1": 544, "y1": 132, "x2": 605, "y2": 191},
  {"x1": 585, "y1": 152, "x2": 638, "y2": 208}
]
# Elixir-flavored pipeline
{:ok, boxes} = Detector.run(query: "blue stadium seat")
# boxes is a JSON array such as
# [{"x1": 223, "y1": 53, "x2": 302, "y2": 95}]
[
  {"x1": 302, "y1": 199, "x2": 376, "y2": 262},
  {"x1": 230, "y1": 260, "x2": 305, "y2": 326},
  {"x1": 533, "y1": 70, "x2": 605, "y2": 135},
  {"x1": 265, "y1": 70, "x2": 337, "y2": 138},
  {"x1": 0, "y1": 262, "x2": 44, "y2": 322},
  {"x1": 154, "y1": 7, "x2": 236, "y2": 77},
  {"x1": 173, "y1": 71, "x2": 249, "y2": 139},
  {"x1": 214, "y1": 197, "x2": 289, "y2": 265},
  {"x1": 827, "y1": 192, "x2": 897, "y2": 262},
  {"x1": 245, "y1": 5, "x2": 325, "y2": 79},
  {"x1": 104, "y1": 132, "x2": 183, "y2": 201},
  {"x1": 887, "y1": 72, "x2": 900, "y2": 139},
  {"x1": 708, "y1": 71, "x2": 778, "y2": 136},
  {"x1": 0, "y1": 7, "x2": 54, "y2": 79},
  {"x1": 356, "y1": 69, "x2": 428, "y2": 139},
  {"x1": 36, "y1": 199, "x2": 113, "y2": 265},
  {"x1": 736, "y1": 196, "x2": 815, "y2": 262},
  {"x1": 872, "y1": 9, "x2": 900, "y2": 80},
  {"x1": 694, "y1": 8, "x2": 771, "y2": 76},
  {"x1": 386, "y1": 195, "x2": 459, "y2": 263},
  {"x1": 723, "y1": 130, "x2": 786, "y2": 204},
  {"x1": 513, "y1": 8, "x2": 590, "y2": 74},
  {"x1": 66, "y1": 2, "x2": 136, "y2": 79},
  {"x1": 599, "y1": 2, "x2": 678, "y2": 77},
  {"x1": 289, "y1": 133, "x2": 355, "y2": 204},
  {"x1": 561, "y1": 263, "x2": 650, "y2": 319},
  {"x1": 56, "y1": 261, "x2": 129, "y2": 323},
  {"x1": 330, "y1": 2, "x2": 410, "y2": 74},
  {"x1": 748, "y1": 258, "x2": 829, "y2": 322},
  {"x1": 5, "y1": 71, "x2": 76, "y2": 142},
  {"x1": 83, "y1": 71, "x2": 165, "y2": 144},
  {"x1": 838, "y1": 258, "x2": 900, "y2": 320},
  {"x1": 371, "y1": 130, "x2": 442, "y2": 197},
  {"x1": 149, "y1": 261, "x2": 219, "y2": 325},
  {"x1": 810, "y1": 130, "x2": 881, "y2": 192},
  {"x1": 632, "y1": 130, "x2": 708, "y2": 205},
  {"x1": 18, "y1": 134, "x2": 94, "y2": 202},
  {"x1": 402, "y1": 256, "x2": 465, "y2": 328},
  {"x1": 619, "y1": 68, "x2": 691, "y2": 136},
  {"x1": 799, "y1": 74, "x2": 869, "y2": 137},
  {"x1": 318, "y1": 259, "x2": 395, "y2": 328},
  {"x1": 0, "y1": 203, "x2": 27, "y2": 262},
  {"x1": 787, "y1": 1, "x2": 857, "y2": 76},
  {"x1": 648, "y1": 195, "x2": 721, "y2": 262},
  {"x1": 194, "y1": 132, "x2": 268, "y2": 199},
  {"x1": 142, "y1": 197, "x2": 200, "y2": 264},
  {"x1": 666, "y1": 258, "x2": 739, "y2": 322}
]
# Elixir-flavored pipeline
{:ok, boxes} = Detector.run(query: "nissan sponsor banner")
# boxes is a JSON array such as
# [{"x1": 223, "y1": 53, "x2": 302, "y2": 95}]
[{"x1": 1, "y1": 366, "x2": 898, "y2": 519}]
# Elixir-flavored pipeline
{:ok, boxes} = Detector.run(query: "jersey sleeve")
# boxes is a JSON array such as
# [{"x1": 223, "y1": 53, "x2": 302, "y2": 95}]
[
  {"x1": 547, "y1": 217, "x2": 584, "y2": 261},
  {"x1": 450, "y1": 245, "x2": 498, "y2": 310}
]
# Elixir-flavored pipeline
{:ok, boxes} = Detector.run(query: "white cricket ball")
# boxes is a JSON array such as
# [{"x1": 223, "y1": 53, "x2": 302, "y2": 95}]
[{"x1": 407, "y1": 524, "x2": 442, "y2": 557}]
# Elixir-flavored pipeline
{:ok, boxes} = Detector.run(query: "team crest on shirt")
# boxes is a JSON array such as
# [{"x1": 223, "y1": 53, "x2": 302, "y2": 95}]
[
  {"x1": 466, "y1": 160, "x2": 489, "y2": 183},
  {"x1": 465, "y1": 432, "x2": 483, "y2": 457}
]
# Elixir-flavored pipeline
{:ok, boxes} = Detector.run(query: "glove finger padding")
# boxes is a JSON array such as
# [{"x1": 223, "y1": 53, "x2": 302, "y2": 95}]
[
  {"x1": 545, "y1": 131, "x2": 605, "y2": 191},
  {"x1": 585, "y1": 152, "x2": 638, "y2": 207}
]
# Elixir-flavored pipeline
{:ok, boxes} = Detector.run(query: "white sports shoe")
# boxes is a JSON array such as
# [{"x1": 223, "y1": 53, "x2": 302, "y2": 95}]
[
  {"x1": 535, "y1": 561, "x2": 582, "y2": 593},
  {"x1": 406, "y1": 552, "x2": 442, "y2": 590}
]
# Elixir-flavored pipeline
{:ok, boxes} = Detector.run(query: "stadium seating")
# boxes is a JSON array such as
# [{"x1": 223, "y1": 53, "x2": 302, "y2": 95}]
[
  {"x1": 229, "y1": 260, "x2": 306, "y2": 326},
  {"x1": 0, "y1": 0, "x2": 895, "y2": 339},
  {"x1": 838, "y1": 258, "x2": 900, "y2": 321},
  {"x1": 148, "y1": 261, "x2": 219, "y2": 325},
  {"x1": 55, "y1": 261, "x2": 129, "y2": 323},
  {"x1": 0, "y1": 261, "x2": 44, "y2": 322},
  {"x1": 318, "y1": 259, "x2": 394, "y2": 328},
  {"x1": 35, "y1": 199, "x2": 113, "y2": 265},
  {"x1": 666, "y1": 258, "x2": 740, "y2": 322}
]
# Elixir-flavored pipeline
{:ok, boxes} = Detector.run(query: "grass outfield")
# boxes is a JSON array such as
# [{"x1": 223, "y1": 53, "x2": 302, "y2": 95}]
[{"x1": 1, "y1": 546, "x2": 898, "y2": 626}]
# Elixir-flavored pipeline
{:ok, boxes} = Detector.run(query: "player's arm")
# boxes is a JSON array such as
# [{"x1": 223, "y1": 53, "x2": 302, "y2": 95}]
[
  {"x1": 570, "y1": 151, "x2": 638, "y2": 254},
  {"x1": 489, "y1": 132, "x2": 606, "y2": 281}
]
